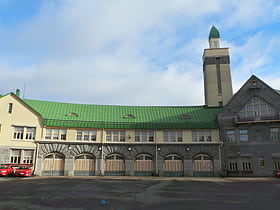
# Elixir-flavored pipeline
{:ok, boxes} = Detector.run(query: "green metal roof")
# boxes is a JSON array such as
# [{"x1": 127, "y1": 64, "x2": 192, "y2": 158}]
[
  {"x1": 23, "y1": 99, "x2": 222, "y2": 130},
  {"x1": 209, "y1": 25, "x2": 220, "y2": 39}
]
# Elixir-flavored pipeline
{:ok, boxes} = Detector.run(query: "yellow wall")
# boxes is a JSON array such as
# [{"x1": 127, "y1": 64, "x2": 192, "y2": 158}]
[{"x1": 0, "y1": 94, "x2": 40, "y2": 148}]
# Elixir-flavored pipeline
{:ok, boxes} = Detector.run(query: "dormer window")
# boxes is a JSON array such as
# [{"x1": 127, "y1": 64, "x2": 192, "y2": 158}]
[
  {"x1": 66, "y1": 113, "x2": 79, "y2": 117},
  {"x1": 123, "y1": 114, "x2": 135, "y2": 119},
  {"x1": 179, "y1": 114, "x2": 190, "y2": 119}
]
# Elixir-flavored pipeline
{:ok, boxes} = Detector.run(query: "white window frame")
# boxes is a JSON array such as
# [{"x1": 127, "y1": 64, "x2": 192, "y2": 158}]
[
  {"x1": 163, "y1": 131, "x2": 182, "y2": 142},
  {"x1": 239, "y1": 97, "x2": 275, "y2": 118},
  {"x1": 13, "y1": 126, "x2": 36, "y2": 140},
  {"x1": 192, "y1": 130, "x2": 212, "y2": 142},
  {"x1": 106, "y1": 130, "x2": 125, "y2": 142},
  {"x1": 76, "y1": 130, "x2": 97, "y2": 141},
  {"x1": 270, "y1": 128, "x2": 280, "y2": 141},
  {"x1": 273, "y1": 159, "x2": 280, "y2": 170},
  {"x1": 10, "y1": 149, "x2": 34, "y2": 164},
  {"x1": 228, "y1": 158, "x2": 238, "y2": 171},
  {"x1": 226, "y1": 130, "x2": 236, "y2": 143},
  {"x1": 241, "y1": 158, "x2": 251, "y2": 171},
  {"x1": 135, "y1": 131, "x2": 154, "y2": 142},
  {"x1": 239, "y1": 129, "x2": 248, "y2": 142},
  {"x1": 45, "y1": 128, "x2": 67, "y2": 140}
]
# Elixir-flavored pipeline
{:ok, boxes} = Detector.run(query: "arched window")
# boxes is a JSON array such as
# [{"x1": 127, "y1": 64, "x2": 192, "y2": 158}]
[{"x1": 239, "y1": 97, "x2": 275, "y2": 118}]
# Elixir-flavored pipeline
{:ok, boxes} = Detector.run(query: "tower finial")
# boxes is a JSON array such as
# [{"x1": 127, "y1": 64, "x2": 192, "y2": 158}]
[{"x1": 208, "y1": 25, "x2": 220, "y2": 48}]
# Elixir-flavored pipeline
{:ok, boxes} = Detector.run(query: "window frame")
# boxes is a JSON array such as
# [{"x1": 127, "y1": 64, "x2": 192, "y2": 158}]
[
  {"x1": 106, "y1": 130, "x2": 125, "y2": 142},
  {"x1": 135, "y1": 131, "x2": 154, "y2": 142},
  {"x1": 163, "y1": 131, "x2": 183, "y2": 142},
  {"x1": 192, "y1": 130, "x2": 212, "y2": 142},
  {"x1": 226, "y1": 130, "x2": 236, "y2": 143},
  {"x1": 45, "y1": 128, "x2": 67, "y2": 141},
  {"x1": 13, "y1": 126, "x2": 36, "y2": 140},
  {"x1": 239, "y1": 97, "x2": 275, "y2": 118},
  {"x1": 76, "y1": 130, "x2": 97, "y2": 141},
  {"x1": 270, "y1": 128, "x2": 280, "y2": 141}
]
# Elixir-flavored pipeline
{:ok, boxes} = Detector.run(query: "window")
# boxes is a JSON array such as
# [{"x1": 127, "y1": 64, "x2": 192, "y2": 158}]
[
  {"x1": 163, "y1": 131, "x2": 182, "y2": 142},
  {"x1": 76, "y1": 130, "x2": 97, "y2": 141},
  {"x1": 228, "y1": 158, "x2": 238, "y2": 171},
  {"x1": 13, "y1": 127, "x2": 24, "y2": 139},
  {"x1": 106, "y1": 130, "x2": 125, "y2": 142},
  {"x1": 10, "y1": 149, "x2": 34, "y2": 164},
  {"x1": 10, "y1": 149, "x2": 21, "y2": 164},
  {"x1": 273, "y1": 159, "x2": 280, "y2": 170},
  {"x1": 135, "y1": 131, "x2": 154, "y2": 142},
  {"x1": 192, "y1": 130, "x2": 212, "y2": 142},
  {"x1": 259, "y1": 156, "x2": 264, "y2": 168},
  {"x1": 8, "y1": 103, "x2": 13, "y2": 113},
  {"x1": 239, "y1": 97, "x2": 275, "y2": 118},
  {"x1": 226, "y1": 130, "x2": 236, "y2": 143},
  {"x1": 241, "y1": 158, "x2": 251, "y2": 171},
  {"x1": 45, "y1": 129, "x2": 67, "y2": 140},
  {"x1": 26, "y1": 128, "x2": 36, "y2": 140},
  {"x1": 270, "y1": 128, "x2": 280, "y2": 141},
  {"x1": 13, "y1": 126, "x2": 36, "y2": 140},
  {"x1": 239, "y1": 129, "x2": 248, "y2": 142}
]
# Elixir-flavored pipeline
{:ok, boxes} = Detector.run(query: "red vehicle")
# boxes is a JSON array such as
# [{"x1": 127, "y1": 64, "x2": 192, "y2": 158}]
[
  {"x1": 14, "y1": 165, "x2": 33, "y2": 177},
  {"x1": 0, "y1": 164, "x2": 14, "y2": 176},
  {"x1": 275, "y1": 171, "x2": 280, "y2": 178}
]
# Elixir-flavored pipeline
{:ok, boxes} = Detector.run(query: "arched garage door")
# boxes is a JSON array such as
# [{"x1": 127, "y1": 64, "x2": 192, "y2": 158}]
[
  {"x1": 43, "y1": 153, "x2": 65, "y2": 176},
  {"x1": 134, "y1": 154, "x2": 154, "y2": 176},
  {"x1": 74, "y1": 154, "x2": 95, "y2": 176},
  {"x1": 193, "y1": 154, "x2": 213, "y2": 177},
  {"x1": 105, "y1": 154, "x2": 125, "y2": 176},
  {"x1": 163, "y1": 154, "x2": 184, "y2": 177}
]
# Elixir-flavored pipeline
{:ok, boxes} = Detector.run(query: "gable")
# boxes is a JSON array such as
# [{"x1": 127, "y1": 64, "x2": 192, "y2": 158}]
[
  {"x1": 0, "y1": 94, "x2": 43, "y2": 127},
  {"x1": 218, "y1": 75, "x2": 280, "y2": 121}
]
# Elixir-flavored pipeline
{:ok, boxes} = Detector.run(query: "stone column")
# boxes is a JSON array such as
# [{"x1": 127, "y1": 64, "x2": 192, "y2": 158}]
[
  {"x1": 213, "y1": 159, "x2": 221, "y2": 177},
  {"x1": 64, "y1": 158, "x2": 74, "y2": 176},
  {"x1": 125, "y1": 159, "x2": 134, "y2": 176},
  {"x1": 184, "y1": 159, "x2": 193, "y2": 177}
]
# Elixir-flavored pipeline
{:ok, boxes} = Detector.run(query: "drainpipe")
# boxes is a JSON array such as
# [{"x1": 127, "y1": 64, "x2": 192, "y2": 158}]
[
  {"x1": 34, "y1": 142, "x2": 39, "y2": 176},
  {"x1": 218, "y1": 141, "x2": 223, "y2": 177},
  {"x1": 99, "y1": 128, "x2": 104, "y2": 176},
  {"x1": 155, "y1": 128, "x2": 158, "y2": 176}
]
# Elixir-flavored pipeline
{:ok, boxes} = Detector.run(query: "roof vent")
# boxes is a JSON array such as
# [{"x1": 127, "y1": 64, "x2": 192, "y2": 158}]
[
  {"x1": 123, "y1": 114, "x2": 135, "y2": 119},
  {"x1": 179, "y1": 114, "x2": 190, "y2": 119},
  {"x1": 66, "y1": 113, "x2": 79, "y2": 117}
]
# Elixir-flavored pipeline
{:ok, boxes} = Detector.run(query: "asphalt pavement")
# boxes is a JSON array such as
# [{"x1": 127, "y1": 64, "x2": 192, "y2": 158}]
[{"x1": 0, "y1": 176, "x2": 279, "y2": 210}]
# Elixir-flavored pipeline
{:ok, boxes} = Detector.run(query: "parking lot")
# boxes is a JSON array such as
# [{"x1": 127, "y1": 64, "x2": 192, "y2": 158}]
[{"x1": 0, "y1": 176, "x2": 279, "y2": 210}]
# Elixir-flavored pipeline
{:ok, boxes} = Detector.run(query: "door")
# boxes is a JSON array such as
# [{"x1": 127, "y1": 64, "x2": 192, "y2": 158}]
[
  {"x1": 193, "y1": 154, "x2": 213, "y2": 177},
  {"x1": 43, "y1": 153, "x2": 65, "y2": 176}
]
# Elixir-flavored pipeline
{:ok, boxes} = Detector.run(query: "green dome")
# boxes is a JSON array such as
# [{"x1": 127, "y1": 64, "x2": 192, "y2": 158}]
[{"x1": 209, "y1": 25, "x2": 220, "y2": 39}]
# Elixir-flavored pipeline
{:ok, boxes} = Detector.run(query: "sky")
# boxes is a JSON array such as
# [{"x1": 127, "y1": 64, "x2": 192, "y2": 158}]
[{"x1": 0, "y1": 0, "x2": 280, "y2": 106}]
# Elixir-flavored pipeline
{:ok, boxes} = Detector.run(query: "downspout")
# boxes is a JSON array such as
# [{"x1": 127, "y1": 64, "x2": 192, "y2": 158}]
[
  {"x1": 218, "y1": 141, "x2": 223, "y2": 177},
  {"x1": 34, "y1": 142, "x2": 39, "y2": 176},
  {"x1": 155, "y1": 128, "x2": 158, "y2": 176},
  {"x1": 99, "y1": 128, "x2": 104, "y2": 176}
]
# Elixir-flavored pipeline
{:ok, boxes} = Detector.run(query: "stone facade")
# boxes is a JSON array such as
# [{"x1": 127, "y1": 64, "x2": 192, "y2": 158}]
[
  {"x1": 218, "y1": 75, "x2": 280, "y2": 176},
  {"x1": 35, "y1": 142, "x2": 221, "y2": 177}
]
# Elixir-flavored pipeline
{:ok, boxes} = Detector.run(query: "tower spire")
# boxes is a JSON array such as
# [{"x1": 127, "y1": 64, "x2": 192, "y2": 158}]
[
  {"x1": 203, "y1": 26, "x2": 233, "y2": 106},
  {"x1": 209, "y1": 25, "x2": 220, "y2": 48}
]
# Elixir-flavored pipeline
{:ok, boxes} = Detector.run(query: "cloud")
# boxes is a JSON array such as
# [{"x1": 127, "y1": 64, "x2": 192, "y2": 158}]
[{"x1": 0, "y1": 0, "x2": 280, "y2": 105}]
